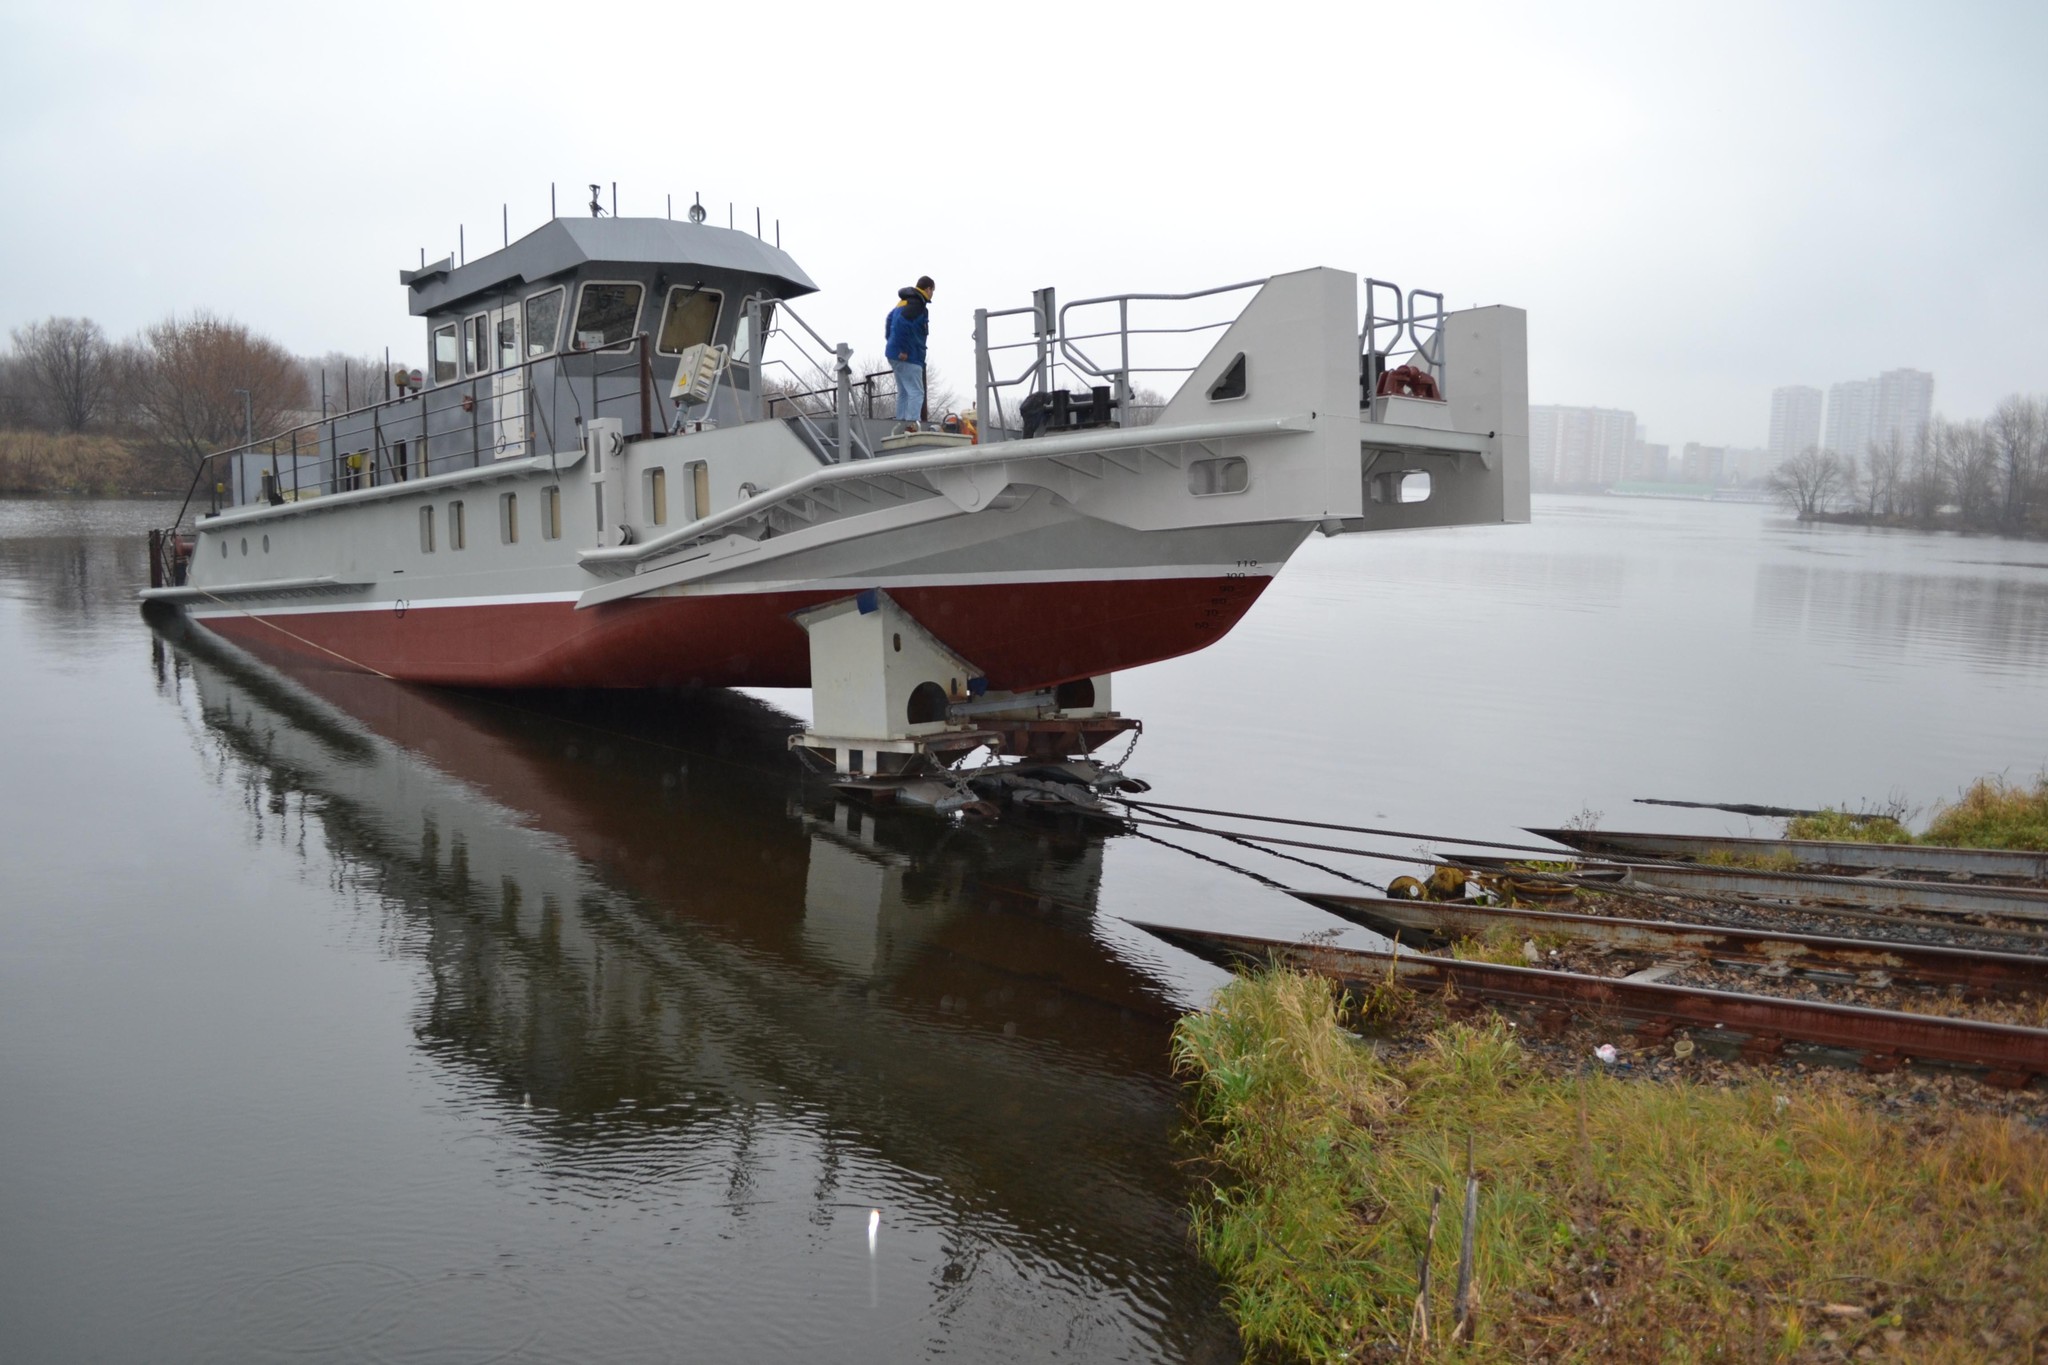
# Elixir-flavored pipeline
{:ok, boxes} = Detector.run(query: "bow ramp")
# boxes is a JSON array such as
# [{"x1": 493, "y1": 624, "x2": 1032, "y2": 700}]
[{"x1": 573, "y1": 267, "x2": 1526, "y2": 802}]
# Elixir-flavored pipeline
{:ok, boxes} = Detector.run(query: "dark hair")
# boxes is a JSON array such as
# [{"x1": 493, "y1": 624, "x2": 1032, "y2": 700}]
[{"x1": 916, "y1": 276, "x2": 934, "y2": 291}]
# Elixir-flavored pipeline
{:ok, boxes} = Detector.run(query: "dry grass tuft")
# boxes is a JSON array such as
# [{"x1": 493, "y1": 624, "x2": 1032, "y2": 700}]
[
  {"x1": 1782, "y1": 809, "x2": 1914, "y2": 844},
  {"x1": 1784, "y1": 774, "x2": 2048, "y2": 851},
  {"x1": 1924, "y1": 776, "x2": 2048, "y2": 852}
]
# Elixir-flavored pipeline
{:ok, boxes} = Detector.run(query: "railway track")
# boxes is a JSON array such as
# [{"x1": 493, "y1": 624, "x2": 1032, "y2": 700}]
[
  {"x1": 1529, "y1": 827, "x2": 2048, "y2": 882},
  {"x1": 1133, "y1": 922, "x2": 2048, "y2": 1088},
  {"x1": 1293, "y1": 892, "x2": 2048, "y2": 998}
]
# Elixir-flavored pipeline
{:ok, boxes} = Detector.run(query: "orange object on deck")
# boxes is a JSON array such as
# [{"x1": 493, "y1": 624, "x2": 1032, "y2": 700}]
[{"x1": 1375, "y1": 365, "x2": 1442, "y2": 401}]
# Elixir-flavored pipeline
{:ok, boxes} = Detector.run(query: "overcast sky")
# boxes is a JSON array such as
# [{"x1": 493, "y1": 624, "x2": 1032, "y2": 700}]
[{"x1": 3, "y1": 0, "x2": 2042, "y2": 449}]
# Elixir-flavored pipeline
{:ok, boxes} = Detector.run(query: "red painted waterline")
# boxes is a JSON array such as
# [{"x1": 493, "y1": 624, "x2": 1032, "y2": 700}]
[{"x1": 200, "y1": 575, "x2": 1273, "y2": 690}]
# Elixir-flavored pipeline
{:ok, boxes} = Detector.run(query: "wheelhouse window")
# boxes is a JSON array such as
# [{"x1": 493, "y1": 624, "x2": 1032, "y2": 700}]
[
  {"x1": 432, "y1": 325, "x2": 458, "y2": 383},
  {"x1": 464, "y1": 315, "x2": 488, "y2": 375},
  {"x1": 656, "y1": 287, "x2": 722, "y2": 355},
  {"x1": 524, "y1": 288, "x2": 564, "y2": 357},
  {"x1": 572, "y1": 282, "x2": 643, "y2": 349},
  {"x1": 496, "y1": 315, "x2": 519, "y2": 369}
]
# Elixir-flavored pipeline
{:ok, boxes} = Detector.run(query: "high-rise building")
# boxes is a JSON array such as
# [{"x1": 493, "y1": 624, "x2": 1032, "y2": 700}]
[
  {"x1": 1625, "y1": 436, "x2": 1670, "y2": 481},
  {"x1": 1528, "y1": 404, "x2": 1637, "y2": 488},
  {"x1": 1823, "y1": 369, "x2": 1934, "y2": 458},
  {"x1": 1725, "y1": 446, "x2": 1773, "y2": 484},
  {"x1": 1824, "y1": 379, "x2": 1875, "y2": 460},
  {"x1": 1767, "y1": 386, "x2": 1823, "y2": 467},
  {"x1": 1873, "y1": 368, "x2": 1934, "y2": 451},
  {"x1": 1680, "y1": 443, "x2": 1727, "y2": 485}
]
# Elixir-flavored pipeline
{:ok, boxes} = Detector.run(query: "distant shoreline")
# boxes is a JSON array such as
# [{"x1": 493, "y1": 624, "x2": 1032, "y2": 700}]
[{"x1": 1801, "y1": 508, "x2": 2048, "y2": 542}]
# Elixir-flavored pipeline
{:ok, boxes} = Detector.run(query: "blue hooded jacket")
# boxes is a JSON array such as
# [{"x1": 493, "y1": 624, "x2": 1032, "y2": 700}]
[{"x1": 884, "y1": 287, "x2": 929, "y2": 366}]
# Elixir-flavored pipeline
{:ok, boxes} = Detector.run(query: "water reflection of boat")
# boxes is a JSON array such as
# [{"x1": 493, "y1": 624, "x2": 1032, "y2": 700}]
[{"x1": 158, "y1": 616, "x2": 1230, "y2": 1350}]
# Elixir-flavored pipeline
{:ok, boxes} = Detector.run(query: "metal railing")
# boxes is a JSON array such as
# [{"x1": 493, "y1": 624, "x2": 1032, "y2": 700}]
[
  {"x1": 159, "y1": 335, "x2": 662, "y2": 534},
  {"x1": 749, "y1": 301, "x2": 876, "y2": 462},
  {"x1": 1362, "y1": 278, "x2": 1446, "y2": 399},
  {"x1": 765, "y1": 369, "x2": 899, "y2": 421},
  {"x1": 972, "y1": 280, "x2": 1266, "y2": 443}
]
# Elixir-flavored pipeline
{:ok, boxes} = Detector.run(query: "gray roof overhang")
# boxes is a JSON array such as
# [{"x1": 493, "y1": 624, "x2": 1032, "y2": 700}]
[{"x1": 400, "y1": 217, "x2": 819, "y2": 317}]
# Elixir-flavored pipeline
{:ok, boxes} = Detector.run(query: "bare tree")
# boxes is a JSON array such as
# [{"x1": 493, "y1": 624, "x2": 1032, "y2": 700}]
[
  {"x1": 1938, "y1": 418, "x2": 1999, "y2": 526},
  {"x1": 301, "y1": 351, "x2": 412, "y2": 415},
  {"x1": 1862, "y1": 431, "x2": 1906, "y2": 519},
  {"x1": 0, "y1": 350, "x2": 33, "y2": 427},
  {"x1": 10, "y1": 316, "x2": 113, "y2": 431},
  {"x1": 1766, "y1": 446, "x2": 1851, "y2": 517},
  {"x1": 127, "y1": 312, "x2": 308, "y2": 472},
  {"x1": 1901, "y1": 423, "x2": 1947, "y2": 524}
]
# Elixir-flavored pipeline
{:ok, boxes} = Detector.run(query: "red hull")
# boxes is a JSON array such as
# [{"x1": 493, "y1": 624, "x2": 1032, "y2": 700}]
[{"x1": 199, "y1": 575, "x2": 1272, "y2": 689}]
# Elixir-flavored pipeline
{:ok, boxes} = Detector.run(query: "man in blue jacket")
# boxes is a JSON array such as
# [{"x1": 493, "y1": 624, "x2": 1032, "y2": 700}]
[{"x1": 885, "y1": 276, "x2": 934, "y2": 433}]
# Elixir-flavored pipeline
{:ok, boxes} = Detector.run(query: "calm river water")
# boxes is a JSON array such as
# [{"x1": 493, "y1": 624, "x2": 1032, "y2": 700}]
[{"x1": 2, "y1": 494, "x2": 2045, "y2": 1363}]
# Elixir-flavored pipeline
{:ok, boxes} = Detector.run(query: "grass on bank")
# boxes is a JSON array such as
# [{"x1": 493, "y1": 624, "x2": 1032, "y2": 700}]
[
  {"x1": 1785, "y1": 776, "x2": 2048, "y2": 851},
  {"x1": 0, "y1": 428, "x2": 176, "y2": 495},
  {"x1": 1172, "y1": 967, "x2": 2048, "y2": 1362}
]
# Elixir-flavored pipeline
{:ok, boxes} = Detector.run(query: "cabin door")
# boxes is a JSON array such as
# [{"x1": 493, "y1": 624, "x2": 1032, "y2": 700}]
[{"x1": 490, "y1": 304, "x2": 527, "y2": 459}]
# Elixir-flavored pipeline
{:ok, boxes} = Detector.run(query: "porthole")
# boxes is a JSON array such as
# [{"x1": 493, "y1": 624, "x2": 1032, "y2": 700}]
[
  {"x1": 240, "y1": 537, "x2": 249, "y2": 556},
  {"x1": 262, "y1": 534, "x2": 270, "y2": 553},
  {"x1": 220, "y1": 540, "x2": 227, "y2": 558}
]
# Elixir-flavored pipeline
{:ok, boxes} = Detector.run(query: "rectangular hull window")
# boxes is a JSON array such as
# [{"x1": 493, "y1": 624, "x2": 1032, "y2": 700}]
[
  {"x1": 419, "y1": 505, "x2": 435, "y2": 552},
  {"x1": 645, "y1": 467, "x2": 667, "y2": 525},
  {"x1": 465, "y1": 317, "x2": 488, "y2": 375},
  {"x1": 688, "y1": 461, "x2": 710, "y2": 521},
  {"x1": 500, "y1": 492, "x2": 519, "y2": 544},
  {"x1": 541, "y1": 486, "x2": 561, "y2": 540},
  {"x1": 448, "y1": 500, "x2": 466, "y2": 550}
]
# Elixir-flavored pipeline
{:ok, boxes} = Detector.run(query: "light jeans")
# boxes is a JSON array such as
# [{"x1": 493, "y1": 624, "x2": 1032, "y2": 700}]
[{"x1": 891, "y1": 358, "x2": 924, "y2": 423}]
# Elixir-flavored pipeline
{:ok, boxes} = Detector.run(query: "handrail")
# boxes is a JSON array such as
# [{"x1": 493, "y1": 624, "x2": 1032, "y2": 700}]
[
  {"x1": 1054, "y1": 279, "x2": 1266, "y2": 383},
  {"x1": 164, "y1": 334, "x2": 655, "y2": 519},
  {"x1": 972, "y1": 276, "x2": 1270, "y2": 444},
  {"x1": 1362, "y1": 278, "x2": 1447, "y2": 385}
]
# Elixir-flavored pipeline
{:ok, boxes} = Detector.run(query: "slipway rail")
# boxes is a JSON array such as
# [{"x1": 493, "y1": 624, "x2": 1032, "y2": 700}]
[
  {"x1": 1530, "y1": 828, "x2": 2048, "y2": 883},
  {"x1": 1615, "y1": 863, "x2": 2048, "y2": 921},
  {"x1": 1133, "y1": 923, "x2": 2048, "y2": 1086},
  {"x1": 1291, "y1": 893, "x2": 2048, "y2": 998}
]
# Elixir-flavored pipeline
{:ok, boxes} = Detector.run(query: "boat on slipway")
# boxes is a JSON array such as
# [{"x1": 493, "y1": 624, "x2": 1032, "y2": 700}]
[{"x1": 142, "y1": 201, "x2": 1529, "y2": 791}]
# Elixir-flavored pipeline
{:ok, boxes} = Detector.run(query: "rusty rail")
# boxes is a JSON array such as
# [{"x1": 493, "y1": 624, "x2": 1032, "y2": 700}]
[
  {"x1": 1293, "y1": 892, "x2": 2048, "y2": 998},
  {"x1": 1134, "y1": 922, "x2": 2048, "y2": 1087},
  {"x1": 1615, "y1": 862, "x2": 2048, "y2": 921},
  {"x1": 1532, "y1": 828, "x2": 2048, "y2": 882}
]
